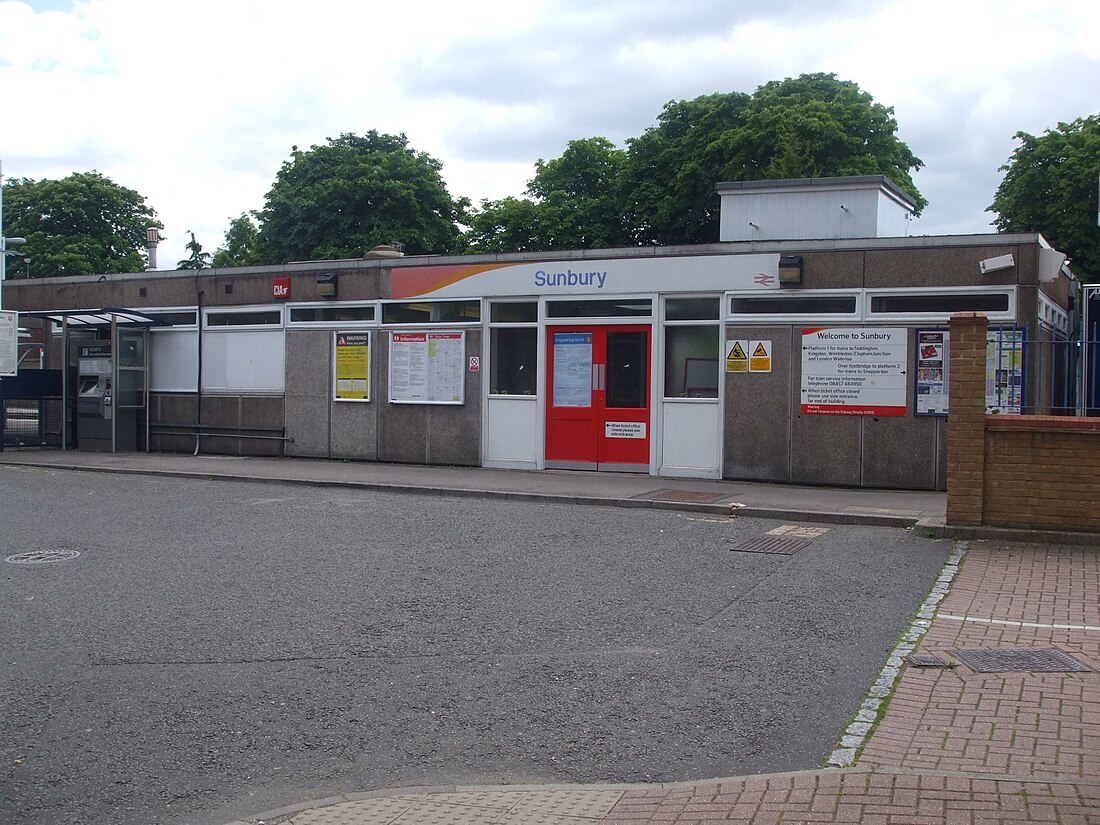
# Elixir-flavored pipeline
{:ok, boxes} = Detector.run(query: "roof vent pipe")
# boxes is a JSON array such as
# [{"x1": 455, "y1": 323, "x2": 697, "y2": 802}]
[
  {"x1": 145, "y1": 227, "x2": 160, "y2": 270},
  {"x1": 365, "y1": 244, "x2": 405, "y2": 259}
]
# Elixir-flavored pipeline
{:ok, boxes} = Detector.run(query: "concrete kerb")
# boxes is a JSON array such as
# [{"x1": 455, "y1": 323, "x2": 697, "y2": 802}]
[
  {"x1": 0, "y1": 458, "x2": 927, "y2": 527},
  {"x1": 825, "y1": 540, "x2": 968, "y2": 767},
  {"x1": 220, "y1": 769, "x2": 858, "y2": 825}
]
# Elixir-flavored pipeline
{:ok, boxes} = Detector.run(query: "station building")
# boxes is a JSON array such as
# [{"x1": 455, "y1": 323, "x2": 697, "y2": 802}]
[{"x1": 2, "y1": 176, "x2": 1079, "y2": 491}]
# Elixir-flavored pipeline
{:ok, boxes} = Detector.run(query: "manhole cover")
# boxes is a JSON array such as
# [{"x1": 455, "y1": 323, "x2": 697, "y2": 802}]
[
  {"x1": 642, "y1": 489, "x2": 726, "y2": 504},
  {"x1": 730, "y1": 536, "x2": 811, "y2": 555},
  {"x1": 906, "y1": 654, "x2": 951, "y2": 668},
  {"x1": 953, "y1": 648, "x2": 1092, "y2": 673},
  {"x1": 5, "y1": 549, "x2": 82, "y2": 565}
]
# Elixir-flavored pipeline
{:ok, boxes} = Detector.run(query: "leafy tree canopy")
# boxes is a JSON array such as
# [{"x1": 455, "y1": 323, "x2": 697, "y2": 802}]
[
  {"x1": 472, "y1": 74, "x2": 926, "y2": 251},
  {"x1": 212, "y1": 211, "x2": 262, "y2": 267},
  {"x1": 257, "y1": 131, "x2": 469, "y2": 263},
  {"x1": 988, "y1": 115, "x2": 1100, "y2": 283},
  {"x1": 621, "y1": 91, "x2": 751, "y2": 245},
  {"x1": 467, "y1": 137, "x2": 631, "y2": 252},
  {"x1": 2, "y1": 171, "x2": 162, "y2": 278}
]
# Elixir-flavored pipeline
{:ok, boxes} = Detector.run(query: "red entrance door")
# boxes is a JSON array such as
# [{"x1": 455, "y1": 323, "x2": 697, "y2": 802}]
[{"x1": 545, "y1": 325, "x2": 651, "y2": 471}]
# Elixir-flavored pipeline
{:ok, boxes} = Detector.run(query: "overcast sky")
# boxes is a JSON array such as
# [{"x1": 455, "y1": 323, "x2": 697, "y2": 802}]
[{"x1": 1, "y1": 0, "x2": 1097, "y2": 269}]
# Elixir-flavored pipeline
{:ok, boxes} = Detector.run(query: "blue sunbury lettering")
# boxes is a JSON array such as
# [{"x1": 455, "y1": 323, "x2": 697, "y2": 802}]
[{"x1": 534, "y1": 269, "x2": 607, "y2": 289}]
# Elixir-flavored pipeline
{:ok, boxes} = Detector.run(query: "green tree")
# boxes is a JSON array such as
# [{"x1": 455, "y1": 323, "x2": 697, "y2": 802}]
[
  {"x1": 177, "y1": 231, "x2": 212, "y2": 270},
  {"x1": 257, "y1": 131, "x2": 469, "y2": 262},
  {"x1": 466, "y1": 137, "x2": 631, "y2": 252},
  {"x1": 988, "y1": 115, "x2": 1100, "y2": 282},
  {"x1": 621, "y1": 92, "x2": 751, "y2": 245},
  {"x1": 720, "y1": 73, "x2": 926, "y2": 209},
  {"x1": 2, "y1": 171, "x2": 162, "y2": 277},
  {"x1": 212, "y1": 211, "x2": 263, "y2": 267}
]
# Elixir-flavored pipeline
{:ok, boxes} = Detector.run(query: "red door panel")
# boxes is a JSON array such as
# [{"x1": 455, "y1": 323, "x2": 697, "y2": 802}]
[{"x1": 546, "y1": 326, "x2": 650, "y2": 470}]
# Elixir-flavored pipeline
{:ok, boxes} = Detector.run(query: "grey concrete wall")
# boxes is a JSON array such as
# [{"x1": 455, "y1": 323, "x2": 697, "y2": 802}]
[
  {"x1": 285, "y1": 331, "x2": 335, "y2": 458},
  {"x1": 374, "y1": 329, "x2": 483, "y2": 466},
  {"x1": 723, "y1": 325, "x2": 793, "y2": 482},
  {"x1": 148, "y1": 392, "x2": 283, "y2": 456},
  {"x1": 723, "y1": 324, "x2": 950, "y2": 490},
  {"x1": 282, "y1": 328, "x2": 482, "y2": 467}
]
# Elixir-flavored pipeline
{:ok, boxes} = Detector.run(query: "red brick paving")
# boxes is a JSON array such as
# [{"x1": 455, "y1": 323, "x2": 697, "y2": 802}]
[{"x1": 601, "y1": 540, "x2": 1100, "y2": 823}]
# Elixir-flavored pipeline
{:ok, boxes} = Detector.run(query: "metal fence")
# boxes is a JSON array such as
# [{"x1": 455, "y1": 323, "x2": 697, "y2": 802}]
[
  {"x1": 0, "y1": 369, "x2": 64, "y2": 449},
  {"x1": 986, "y1": 323, "x2": 1100, "y2": 416}
]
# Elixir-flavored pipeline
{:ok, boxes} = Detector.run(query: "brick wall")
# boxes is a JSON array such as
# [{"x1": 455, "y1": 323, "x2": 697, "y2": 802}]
[{"x1": 947, "y1": 312, "x2": 1100, "y2": 534}]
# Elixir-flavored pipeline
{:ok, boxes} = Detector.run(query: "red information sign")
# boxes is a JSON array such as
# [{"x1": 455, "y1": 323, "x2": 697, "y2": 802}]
[{"x1": 273, "y1": 277, "x2": 291, "y2": 300}]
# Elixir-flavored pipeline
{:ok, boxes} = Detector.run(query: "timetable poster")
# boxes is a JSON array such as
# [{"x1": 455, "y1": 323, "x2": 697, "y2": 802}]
[
  {"x1": 389, "y1": 331, "x2": 465, "y2": 404},
  {"x1": 915, "y1": 330, "x2": 949, "y2": 415}
]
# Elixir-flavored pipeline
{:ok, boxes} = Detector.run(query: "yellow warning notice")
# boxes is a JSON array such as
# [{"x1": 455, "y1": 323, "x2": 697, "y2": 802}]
[
  {"x1": 749, "y1": 339, "x2": 772, "y2": 373},
  {"x1": 726, "y1": 339, "x2": 749, "y2": 373}
]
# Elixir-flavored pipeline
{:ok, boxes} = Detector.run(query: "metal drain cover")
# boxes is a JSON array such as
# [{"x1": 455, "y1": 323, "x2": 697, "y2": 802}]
[
  {"x1": 953, "y1": 648, "x2": 1092, "y2": 673},
  {"x1": 5, "y1": 549, "x2": 82, "y2": 565},
  {"x1": 643, "y1": 489, "x2": 726, "y2": 504},
  {"x1": 731, "y1": 536, "x2": 811, "y2": 555},
  {"x1": 906, "y1": 654, "x2": 950, "y2": 668}
]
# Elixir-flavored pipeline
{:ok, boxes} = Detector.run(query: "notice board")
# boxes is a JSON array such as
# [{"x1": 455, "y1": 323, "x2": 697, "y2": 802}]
[
  {"x1": 389, "y1": 331, "x2": 465, "y2": 404},
  {"x1": 801, "y1": 327, "x2": 908, "y2": 416}
]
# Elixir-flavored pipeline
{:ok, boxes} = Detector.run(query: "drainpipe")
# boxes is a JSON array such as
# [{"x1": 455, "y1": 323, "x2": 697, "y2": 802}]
[{"x1": 194, "y1": 281, "x2": 204, "y2": 456}]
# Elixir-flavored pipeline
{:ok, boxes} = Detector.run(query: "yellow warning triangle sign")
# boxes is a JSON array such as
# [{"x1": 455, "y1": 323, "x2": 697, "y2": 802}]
[
  {"x1": 729, "y1": 341, "x2": 747, "y2": 359},
  {"x1": 752, "y1": 342, "x2": 768, "y2": 357}
]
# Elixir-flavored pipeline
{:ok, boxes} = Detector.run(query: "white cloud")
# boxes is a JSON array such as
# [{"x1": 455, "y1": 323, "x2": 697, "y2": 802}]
[{"x1": 1, "y1": 0, "x2": 1098, "y2": 265}]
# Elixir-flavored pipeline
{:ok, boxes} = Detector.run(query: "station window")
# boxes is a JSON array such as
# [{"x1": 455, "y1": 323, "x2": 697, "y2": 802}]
[
  {"x1": 489, "y1": 301, "x2": 537, "y2": 396},
  {"x1": 290, "y1": 304, "x2": 376, "y2": 324},
  {"x1": 664, "y1": 296, "x2": 720, "y2": 399},
  {"x1": 665, "y1": 326, "x2": 719, "y2": 398},
  {"x1": 382, "y1": 301, "x2": 480, "y2": 324},
  {"x1": 490, "y1": 302, "x2": 537, "y2": 323},
  {"x1": 490, "y1": 328, "x2": 537, "y2": 395},
  {"x1": 206, "y1": 309, "x2": 283, "y2": 327},
  {"x1": 144, "y1": 310, "x2": 198, "y2": 327},
  {"x1": 730, "y1": 295, "x2": 858, "y2": 315},
  {"x1": 869, "y1": 293, "x2": 1009, "y2": 314},
  {"x1": 666, "y1": 297, "x2": 719, "y2": 321},
  {"x1": 546, "y1": 298, "x2": 651, "y2": 318}
]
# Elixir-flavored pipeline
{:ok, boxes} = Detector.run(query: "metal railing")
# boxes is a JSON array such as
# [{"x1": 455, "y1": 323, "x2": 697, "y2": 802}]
[{"x1": 986, "y1": 323, "x2": 1100, "y2": 416}]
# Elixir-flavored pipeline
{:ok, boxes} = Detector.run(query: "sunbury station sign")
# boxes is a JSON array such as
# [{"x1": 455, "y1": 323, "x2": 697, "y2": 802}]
[
  {"x1": 801, "y1": 327, "x2": 908, "y2": 416},
  {"x1": 391, "y1": 254, "x2": 780, "y2": 300}
]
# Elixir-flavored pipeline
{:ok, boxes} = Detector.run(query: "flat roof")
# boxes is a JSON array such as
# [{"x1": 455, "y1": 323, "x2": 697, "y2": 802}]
[{"x1": 715, "y1": 175, "x2": 917, "y2": 209}]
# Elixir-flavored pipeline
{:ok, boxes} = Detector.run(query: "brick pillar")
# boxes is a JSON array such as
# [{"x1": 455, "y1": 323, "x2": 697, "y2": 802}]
[{"x1": 946, "y1": 312, "x2": 989, "y2": 526}]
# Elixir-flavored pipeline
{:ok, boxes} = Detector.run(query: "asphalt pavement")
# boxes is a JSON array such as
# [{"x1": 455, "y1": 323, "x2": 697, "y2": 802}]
[{"x1": 0, "y1": 457, "x2": 953, "y2": 825}]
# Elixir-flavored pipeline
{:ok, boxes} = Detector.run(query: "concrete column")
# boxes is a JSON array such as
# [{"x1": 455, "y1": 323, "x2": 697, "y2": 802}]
[{"x1": 946, "y1": 312, "x2": 989, "y2": 526}]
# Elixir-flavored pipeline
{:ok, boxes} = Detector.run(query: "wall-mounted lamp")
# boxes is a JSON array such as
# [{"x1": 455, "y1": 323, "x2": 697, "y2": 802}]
[
  {"x1": 748, "y1": 221, "x2": 759, "y2": 229},
  {"x1": 317, "y1": 272, "x2": 338, "y2": 298},
  {"x1": 778, "y1": 255, "x2": 803, "y2": 285}
]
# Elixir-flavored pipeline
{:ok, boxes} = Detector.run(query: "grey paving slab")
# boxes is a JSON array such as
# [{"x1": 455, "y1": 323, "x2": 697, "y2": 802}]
[{"x1": 0, "y1": 449, "x2": 947, "y2": 526}]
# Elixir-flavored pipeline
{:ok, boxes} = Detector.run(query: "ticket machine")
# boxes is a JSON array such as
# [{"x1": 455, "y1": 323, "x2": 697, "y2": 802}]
[{"x1": 71, "y1": 329, "x2": 146, "y2": 451}]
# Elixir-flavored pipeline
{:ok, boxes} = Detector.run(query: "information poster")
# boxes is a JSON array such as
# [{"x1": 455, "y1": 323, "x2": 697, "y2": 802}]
[
  {"x1": 801, "y1": 327, "x2": 908, "y2": 416},
  {"x1": 986, "y1": 329, "x2": 1023, "y2": 414},
  {"x1": 552, "y1": 332, "x2": 593, "y2": 407},
  {"x1": 333, "y1": 331, "x2": 370, "y2": 401},
  {"x1": 915, "y1": 330, "x2": 949, "y2": 415},
  {"x1": 0, "y1": 311, "x2": 16, "y2": 377},
  {"x1": 389, "y1": 331, "x2": 465, "y2": 404}
]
